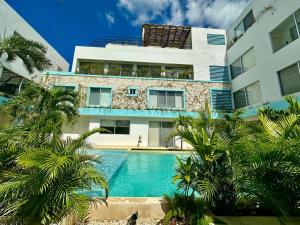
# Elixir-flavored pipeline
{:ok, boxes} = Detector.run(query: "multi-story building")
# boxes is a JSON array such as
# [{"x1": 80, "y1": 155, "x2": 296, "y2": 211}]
[
  {"x1": 0, "y1": 0, "x2": 69, "y2": 104},
  {"x1": 227, "y1": 0, "x2": 300, "y2": 119},
  {"x1": 43, "y1": 25, "x2": 230, "y2": 148}
]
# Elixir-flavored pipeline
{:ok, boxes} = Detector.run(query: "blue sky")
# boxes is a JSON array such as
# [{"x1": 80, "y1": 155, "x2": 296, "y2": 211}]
[{"x1": 5, "y1": 0, "x2": 249, "y2": 66}]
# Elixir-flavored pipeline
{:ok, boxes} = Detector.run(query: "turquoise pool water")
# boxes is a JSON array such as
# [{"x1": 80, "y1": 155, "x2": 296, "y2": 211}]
[{"x1": 85, "y1": 150, "x2": 187, "y2": 197}]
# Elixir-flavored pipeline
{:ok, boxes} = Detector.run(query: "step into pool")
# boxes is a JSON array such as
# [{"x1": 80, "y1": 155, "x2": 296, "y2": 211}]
[{"x1": 85, "y1": 149, "x2": 187, "y2": 197}]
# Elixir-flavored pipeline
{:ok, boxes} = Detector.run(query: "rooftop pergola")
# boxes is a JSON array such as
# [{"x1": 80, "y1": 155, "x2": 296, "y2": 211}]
[{"x1": 142, "y1": 24, "x2": 192, "y2": 49}]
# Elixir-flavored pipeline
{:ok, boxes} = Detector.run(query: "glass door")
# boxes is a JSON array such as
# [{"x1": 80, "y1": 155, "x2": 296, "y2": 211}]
[
  {"x1": 148, "y1": 122, "x2": 174, "y2": 147},
  {"x1": 148, "y1": 122, "x2": 160, "y2": 147}
]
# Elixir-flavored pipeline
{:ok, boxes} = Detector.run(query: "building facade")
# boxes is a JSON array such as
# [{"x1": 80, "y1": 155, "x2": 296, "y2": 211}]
[
  {"x1": 43, "y1": 25, "x2": 231, "y2": 148},
  {"x1": 227, "y1": 0, "x2": 300, "y2": 118},
  {"x1": 0, "y1": 0, "x2": 69, "y2": 106}
]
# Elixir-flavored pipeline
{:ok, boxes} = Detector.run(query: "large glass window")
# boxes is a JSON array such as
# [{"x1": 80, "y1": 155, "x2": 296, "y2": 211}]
[
  {"x1": 108, "y1": 63, "x2": 133, "y2": 76},
  {"x1": 0, "y1": 69, "x2": 24, "y2": 97},
  {"x1": 88, "y1": 87, "x2": 111, "y2": 107},
  {"x1": 278, "y1": 63, "x2": 300, "y2": 96},
  {"x1": 149, "y1": 90, "x2": 184, "y2": 109},
  {"x1": 241, "y1": 48, "x2": 256, "y2": 72},
  {"x1": 245, "y1": 82, "x2": 262, "y2": 105},
  {"x1": 136, "y1": 65, "x2": 162, "y2": 78},
  {"x1": 53, "y1": 85, "x2": 76, "y2": 92},
  {"x1": 230, "y1": 47, "x2": 256, "y2": 79},
  {"x1": 270, "y1": 9, "x2": 300, "y2": 52},
  {"x1": 233, "y1": 81, "x2": 262, "y2": 109},
  {"x1": 79, "y1": 62, "x2": 105, "y2": 75},
  {"x1": 233, "y1": 89, "x2": 247, "y2": 109},
  {"x1": 100, "y1": 120, "x2": 130, "y2": 134},
  {"x1": 230, "y1": 58, "x2": 243, "y2": 79},
  {"x1": 165, "y1": 66, "x2": 193, "y2": 79},
  {"x1": 234, "y1": 10, "x2": 255, "y2": 37}
]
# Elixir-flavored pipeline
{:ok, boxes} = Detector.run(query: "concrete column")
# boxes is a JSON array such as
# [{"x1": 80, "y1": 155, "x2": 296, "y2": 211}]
[{"x1": 0, "y1": 65, "x2": 3, "y2": 79}]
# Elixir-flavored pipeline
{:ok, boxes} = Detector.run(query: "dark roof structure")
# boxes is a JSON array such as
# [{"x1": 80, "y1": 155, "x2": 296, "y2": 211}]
[{"x1": 142, "y1": 24, "x2": 192, "y2": 49}]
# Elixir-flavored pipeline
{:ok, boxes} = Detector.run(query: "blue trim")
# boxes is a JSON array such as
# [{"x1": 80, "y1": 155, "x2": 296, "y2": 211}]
[
  {"x1": 86, "y1": 86, "x2": 113, "y2": 108},
  {"x1": 0, "y1": 96, "x2": 9, "y2": 105},
  {"x1": 78, "y1": 107, "x2": 223, "y2": 119},
  {"x1": 209, "y1": 65, "x2": 230, "y2": 82},
  {"x1": 207, "y1": 34, "x2": 226, "y2": 45},
  {"x1": 147, "y1": 87, "x2": 186, "y2": 110},
  {"x1": 50, "y1": 83, "x2": 79, "y2": 91},
  {"x1": 127, "y1": 86, "x2": 139, "y2": 97},
  {"x1": 209, "y1": 88, "x2": 233, "y2": 112},
  {"x1": 44, "y1": 71, "x2": 231, "y2": 84}
]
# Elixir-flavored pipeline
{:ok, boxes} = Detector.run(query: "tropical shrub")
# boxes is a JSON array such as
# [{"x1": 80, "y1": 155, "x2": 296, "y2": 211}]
[
  {"x1": 162, "y1": 194, "x2": 211, "y2": 225},
  {"x1": 0, "y1": 32, "x2": 51, "y2": 74},
  {"x1": 0, "y1": 85, "x2": 108, "y2": 225},
  {"x1": 171, "y1": 97, "x2": 300, "y2": 217}
]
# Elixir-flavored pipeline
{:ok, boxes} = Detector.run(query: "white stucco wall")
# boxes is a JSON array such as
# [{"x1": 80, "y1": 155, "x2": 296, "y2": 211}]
[
  {"x1": 61, "y1": 116, "x2": 185, "y2": 148},
  {"x1": 227, "y1": 0, "x2": 300, "y2": 104},
  {"x1": 71, "y1": 28, "x2": 227, "y2": 81},
  {"x1": 0, "y1": 0, "x2": 69, "y2": 82}
]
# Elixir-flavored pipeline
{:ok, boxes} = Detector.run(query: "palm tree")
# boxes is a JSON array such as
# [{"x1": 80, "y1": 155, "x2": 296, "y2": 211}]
[
  {"x1": 0, "y1": 32, "x2": 51, "y2": 74},
  {"x1": 0, "y1": 85, "x2": 109, "y2": 224},
  {"x1": 171, "y1": 102, "x2": 237, "y2": 213},
  {"x1": 1, "y1": 84, "x2": 80, "y2": 143},
  {"x1": 0, "y1": 128, "x2": 108, "y2": 225},
  {"x1": 231, "y1": 96, "x2": 300, "y2": 216}
]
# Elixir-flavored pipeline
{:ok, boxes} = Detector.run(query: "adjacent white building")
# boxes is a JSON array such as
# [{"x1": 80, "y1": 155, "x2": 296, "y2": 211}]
[
  {"x1": 227, "y1": 0, "x2": 300, "y2": 118},
  {"x1": 0, "y1": 0, "x2": 69, "y2": 103}
]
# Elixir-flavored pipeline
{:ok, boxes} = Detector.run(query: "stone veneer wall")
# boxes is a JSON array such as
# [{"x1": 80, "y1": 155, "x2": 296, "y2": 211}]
[{"x1": 42, "y1": 74, "x2": 231, "y2": 112}]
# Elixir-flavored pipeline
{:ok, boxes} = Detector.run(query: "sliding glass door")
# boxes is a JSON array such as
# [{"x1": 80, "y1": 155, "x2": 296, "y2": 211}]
[{"x1": 148, "y1": 122, "x2": 174, "y2": 147}]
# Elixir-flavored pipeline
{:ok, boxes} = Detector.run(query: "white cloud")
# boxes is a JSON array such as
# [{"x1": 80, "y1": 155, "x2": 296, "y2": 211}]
[
  {"x1": 105, "y1": 11, "x2": 115, "y2": 27},
  {"x1": 118, "y1": 0, "x2": 250, "y2": 28},
  {"x1": 186, "y1": 0, "x2": 250, "y2": 28}
]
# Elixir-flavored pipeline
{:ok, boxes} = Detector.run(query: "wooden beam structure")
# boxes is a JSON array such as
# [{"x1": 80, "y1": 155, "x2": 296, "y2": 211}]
[{"x1": 142, "y1": 24, "x2": 191, "y2": 49}]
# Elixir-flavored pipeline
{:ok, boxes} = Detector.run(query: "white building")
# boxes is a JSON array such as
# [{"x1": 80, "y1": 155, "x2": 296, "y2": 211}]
[
  {"x1": 227, "y1": 0, "x2": 300, "y2": 118},
  {"x1": 0, "y1": 0, "x2": 69, "y2": 104},
  {"x1": 44, "y1": 25, "x2": 230, "y2": 148}
]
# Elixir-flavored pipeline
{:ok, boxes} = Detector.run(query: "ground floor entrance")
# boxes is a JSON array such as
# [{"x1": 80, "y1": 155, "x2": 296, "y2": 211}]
[{"x1": 148, "y1": 121, "x2": 174, "y2": 147}]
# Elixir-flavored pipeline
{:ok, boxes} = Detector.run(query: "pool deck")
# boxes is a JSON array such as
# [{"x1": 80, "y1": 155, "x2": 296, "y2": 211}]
[{"x1": 89, "y1": 197, "x2": 167, "y2": 220}]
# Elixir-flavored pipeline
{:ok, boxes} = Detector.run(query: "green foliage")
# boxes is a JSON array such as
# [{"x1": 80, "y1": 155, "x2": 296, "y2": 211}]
[
  {"x1": 163, "y1": 194, "x2": 207, "y2": 225},
  {"x1": 0, "y1": 32, "x2": 51, "y2": 74},
  {"x1": 0, "y1": 85, "x2": 108, "y2": 225},
  {"x1": 172, "y1": 97, "x2": 300, "y2": 216}
]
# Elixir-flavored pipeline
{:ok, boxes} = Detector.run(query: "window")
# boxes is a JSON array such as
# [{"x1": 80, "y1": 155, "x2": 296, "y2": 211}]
[
  {"x1": 100, "y1": 120, "x2": 130, "y2": 134},
  {"x1": 149, "y1": 90, "x2": 184, "y2": 109},
  {"x1": 278, "y1": 63, "x2": 300, "y2": 96},
  {"x1": 165, "y1": 66, "x2": 193, "y2": 79},
  {"x1": 210, "y1": 89, "x2": 232, "y2": 112},
  {"x1": 233, "y1": 82, "x2": 262, "y2": 109},
  {"x1": 79, "y1": 62, "x2": 105, "y2": 75},
  {"x1": 207, "y1": 34, "x2": 225, "y2": 45},
  {"x1": 241, "y1": 48, "x2": 256, "y2": 72},
  {"x1": 136, "y1": 65, "x2": 162, "y2": 78},
  {"x1": 127, "y1": 86, "x2": 138, "y2": 97},
  {"x1": 234, "y1": 10, "x2": 255, "y2": 37},
  {"x1": 230, "y1": 47, "x2": 256, "y2": 79},
  {"x1": 209, "y1": 66, "x2": 230, "y2": 82},
  {"x1": 88, "y1": 87, "x2": 112, "y2": 107},
  {"x1": 53, "y1": 85, "x2": 76, "y2": 92},
  {"x1": 108, "y1": 63, "x2": 133, "y2": 76},
  {"x1": 270, "y1": 9, "x2": 300, "y2": 52}
]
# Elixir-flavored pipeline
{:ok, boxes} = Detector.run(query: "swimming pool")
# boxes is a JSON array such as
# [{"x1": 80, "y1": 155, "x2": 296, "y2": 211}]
[{"x1": 85, "y1": 150, "x2": 187, "y2": 197}]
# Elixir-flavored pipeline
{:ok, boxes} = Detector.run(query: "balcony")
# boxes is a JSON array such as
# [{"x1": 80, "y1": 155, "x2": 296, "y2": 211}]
[{"x1": 77, "y1": 62, "x2": 194, "y2": 80}]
